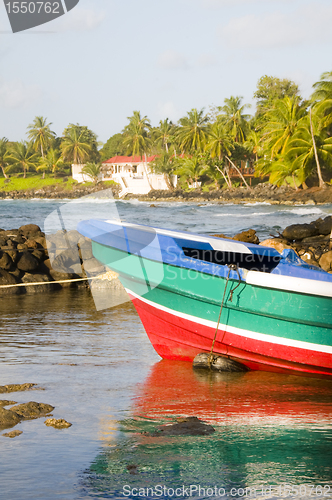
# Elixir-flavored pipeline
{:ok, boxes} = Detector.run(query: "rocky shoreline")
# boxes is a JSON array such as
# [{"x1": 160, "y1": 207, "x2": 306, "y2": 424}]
[
  {"x1": 131, "y1": 183, "x2": 332, "y2": 205},
  {"x1": 1, "y1": 182, "x2": 332, "y2": 204},
  {"x1": 0, "y1": 223, "x2": 116, "y2": 296}
]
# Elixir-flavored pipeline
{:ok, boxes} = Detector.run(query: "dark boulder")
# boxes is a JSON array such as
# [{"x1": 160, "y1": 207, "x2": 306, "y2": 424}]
[
  {"x1": 22, "y1": 273, "x2": 56, "y2": 294},
  {"x1": 315, "y1": 216, "x2": 332, "y2": 235},
  {"x1": 52, "y1": 248, "x2": 82, "y2": 274},
  {"x1": 233, "y1": 229, "x2": 259, "y2": 244},
  {"x1": 19, "y1": 224, "x2": 41, "y2": 234},
  {"x1": 17, "y1": 252, "x2": 39, "y2": 272},
  {"x1": 49, "y1": 269, "x2": 80, "y2": 288},
  {"x1": 282, "y1": 223, "x2": 319, "y2": 241},
  {"x1": 0, "y1": 269, "x2": 21, "y2": 296},
  {"x1": 0, "y1": 251, "x2": 13, "y2": 271},
  {"x1": 82, "y1": 257, "x2": 106, "y2": 276}
]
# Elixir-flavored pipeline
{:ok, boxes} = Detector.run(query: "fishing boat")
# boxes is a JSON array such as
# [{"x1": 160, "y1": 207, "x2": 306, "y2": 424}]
[{"x1": 77, "y1": 219, "x2": 332, "y2": 377}]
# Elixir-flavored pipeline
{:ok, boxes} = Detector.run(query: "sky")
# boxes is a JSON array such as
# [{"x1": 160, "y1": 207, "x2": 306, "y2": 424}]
[{"x1": 0, "y1": 0, "x2": 331, "y2": 144}]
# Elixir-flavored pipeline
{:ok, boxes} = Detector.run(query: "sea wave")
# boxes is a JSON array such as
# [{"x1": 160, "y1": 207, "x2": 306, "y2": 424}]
[{"x1": 288, "y1": 207, "x2": 325, "y2": 216}]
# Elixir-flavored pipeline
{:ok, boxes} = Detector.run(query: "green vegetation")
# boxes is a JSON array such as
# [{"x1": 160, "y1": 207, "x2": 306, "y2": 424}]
[
  {"x1": 0, "y1": 176, "x2": 77, "y2": 192},
  {"x1": 1, "y1": 70, "x2": 332, "y2": 193}
]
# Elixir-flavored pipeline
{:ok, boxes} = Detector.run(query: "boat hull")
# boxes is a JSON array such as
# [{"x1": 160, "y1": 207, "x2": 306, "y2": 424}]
[
  {"x1": 89, "y1": 242, "x2": 332, "y2": 377},
  {"x1": 128, "y1": 289, "x2": 332, "y2": 377}
]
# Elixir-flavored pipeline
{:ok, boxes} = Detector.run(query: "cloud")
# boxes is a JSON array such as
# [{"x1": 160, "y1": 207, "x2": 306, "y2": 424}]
[
  {"x1": 0, "y1": 79, "x2": 41, "y2": 108},
  {"x1": 219, "y1": 3, "x2": 332, "y2": 49},
  {"x1": 157, "y1": 50, "x2": 189, "y2": 70}
]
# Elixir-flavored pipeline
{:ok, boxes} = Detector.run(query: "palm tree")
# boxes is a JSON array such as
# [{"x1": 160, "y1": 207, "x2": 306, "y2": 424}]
[
  {"x1": 174, "y1": 155, "x2": 206, "y2": 188},
  {"x1": 311, "y1": 72, "x2": 332, "y2": 132},
  {"x1": 5, "y1": 142, "x2": 38, "y2": 178},
  {"x1": 27, "y1": 116, "x2": 55, "y2": 158},
  {"x1": 0, "y1": 137, "x2": 9, "y2": 178},
  {"x1": 244, "y1": 130, "x2": 263, "y2": 164},
  {"x1": 206, "y1": 122, "x2": 233, "y2": 161},
  {"x1": 219, "y1": 96, "x2": 251, "y2": 143},
  {"x1": 153, "y1": 119, "x2": 176, "y2": 153},
  {"x1": 81, "y1": 163, "x2": 101, "y2": 183},
  {"x1": 286, "y1": 112, "x2": 332, "y2": 188},
  {"x1": 123, "y1": 111, "x2": 151, "y2": 157},
  {"x1": 37, "y1": 148, "x2": 64, "y2": 178},
  {"x1": 123, "y1": 111, "x2": 152, "y2": 187},
  {"x1": 260, "y1": 95, "x2": 306, "y2": 160},
  {"x1": 176, "y1": 108, "x2": 209, "y2": 153},
  {"x1": 61, "y1": 125, "x2": 92, "y2": 165},
  {"x1": 149, "y1": 151, "x2": 176, "y2": 189}
]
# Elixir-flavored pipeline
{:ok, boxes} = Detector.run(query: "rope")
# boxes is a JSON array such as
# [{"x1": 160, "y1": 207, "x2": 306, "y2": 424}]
[
  {"x1": 0, "y1": 277, "x2": 91, "y2": 289},
  {"x1": 208, "y1": 264, "x2": 240, "y2": 367}
]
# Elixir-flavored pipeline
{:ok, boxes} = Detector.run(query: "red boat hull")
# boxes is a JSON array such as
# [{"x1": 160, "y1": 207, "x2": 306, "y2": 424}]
[{"x1": 129, "y1": 293, "x2": 332, "y2": 378}]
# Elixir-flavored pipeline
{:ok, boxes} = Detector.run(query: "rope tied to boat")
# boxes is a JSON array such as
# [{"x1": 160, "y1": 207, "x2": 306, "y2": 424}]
[{"x1": 208, "y1": 264, "x2": 241, "y2": 368}]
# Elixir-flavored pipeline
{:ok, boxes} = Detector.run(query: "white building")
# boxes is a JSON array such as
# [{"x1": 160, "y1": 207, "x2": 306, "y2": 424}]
[{"x1": 72, "y1": 155, "x2": 177, "y2": 197}]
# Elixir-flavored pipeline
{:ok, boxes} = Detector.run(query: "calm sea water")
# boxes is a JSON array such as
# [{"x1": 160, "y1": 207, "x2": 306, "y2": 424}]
[{"x1": 1, "y1": 198, "x2": 332, "y2": 500}]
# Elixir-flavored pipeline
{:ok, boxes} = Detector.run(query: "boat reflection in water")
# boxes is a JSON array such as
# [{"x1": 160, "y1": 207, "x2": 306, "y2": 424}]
[{"x1": 87, "y1": 361, "x2": 332, "y2": 499}]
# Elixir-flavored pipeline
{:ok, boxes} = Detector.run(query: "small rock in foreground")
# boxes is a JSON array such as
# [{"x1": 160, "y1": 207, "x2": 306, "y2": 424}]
[
  {"x1": 10, "y1": 402, "x2": 54, "y2": 419},
  {"x1": 0, "y1": 383, "x2": 36, "y2": 394},
  {"x1": 151, "y1": 416, "x2": 215, "y2": 437},
  {"x1": 44, "y1": 418, "x2": 72, "y2": 429},
  {"x1": 0, "y1": 400, "x2": 17, "y2": 407},
  {"x1": 2, "y1": 430, "x2": 23, "y2": 438},
  {"x1": 0, "y1": 407, "x2": 21, "y2": 430}
]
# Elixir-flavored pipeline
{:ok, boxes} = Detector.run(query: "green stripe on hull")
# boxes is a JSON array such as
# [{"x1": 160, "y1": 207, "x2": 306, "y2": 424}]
[{"x1": 92, "y1": 242, "x2": 332, "y2": 348}]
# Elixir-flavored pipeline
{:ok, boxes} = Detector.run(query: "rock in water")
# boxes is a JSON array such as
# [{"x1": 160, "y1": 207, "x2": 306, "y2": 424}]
[
  {"x1": 2, "y1": 430, "x2": 23, "y2": 438},
  {"x1": 0, "y1": 270, "x2": 20, "y2": 296},
  {"x1": 193, "y1": 353, "x2": 249, "y2": 372},
  {"x1": 44, "y1": 418, "x2": 72, "y2": 429},
  {"x1": 10, "y1": 402, "x2": 54, "y2": 419},
  {"x1": 0, "y1": 407, "x2": 21, "y2": 430},
  {"x1": 151, "y1": 417, "x2": 215, "y2": 436},
  {"x1": 0, "y1": 383, "x2": 36, "y2": 393}
]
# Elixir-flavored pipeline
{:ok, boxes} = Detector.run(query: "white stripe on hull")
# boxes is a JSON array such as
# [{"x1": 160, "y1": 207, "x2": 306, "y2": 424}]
[{"x1": 126, "y1": 288, "x2": 332, "y2": 355}]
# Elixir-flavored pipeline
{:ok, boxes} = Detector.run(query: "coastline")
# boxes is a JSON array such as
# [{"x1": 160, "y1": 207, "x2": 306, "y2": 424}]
[{"x1": 1, "y1": 182, "x2": 332, "y2": 205}]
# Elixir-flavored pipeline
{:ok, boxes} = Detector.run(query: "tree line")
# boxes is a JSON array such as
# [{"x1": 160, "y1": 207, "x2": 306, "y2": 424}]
[{"x1": 1, "y1": 72, "x2": 331, "y2": 189}]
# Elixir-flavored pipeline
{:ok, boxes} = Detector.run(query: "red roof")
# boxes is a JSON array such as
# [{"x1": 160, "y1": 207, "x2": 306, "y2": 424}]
[{"x1": 103, "y1": 155, "x2": 157, "y2": 164}]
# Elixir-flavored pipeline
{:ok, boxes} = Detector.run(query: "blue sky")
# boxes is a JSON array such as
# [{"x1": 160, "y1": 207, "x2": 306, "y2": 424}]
[{"x1": 0, "y1": 0, "x2": 331, "y2": 144}]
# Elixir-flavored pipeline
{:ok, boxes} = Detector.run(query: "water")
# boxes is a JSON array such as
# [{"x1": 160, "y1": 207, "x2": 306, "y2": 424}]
[{"x1": 1, "y1": 199, "x2": 332, "y2": 499}]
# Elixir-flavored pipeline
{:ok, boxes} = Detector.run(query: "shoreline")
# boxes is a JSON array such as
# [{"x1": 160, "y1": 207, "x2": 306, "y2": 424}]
[{"x1": 0, "y1": 183, "x2": 331, "y2": 205}]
